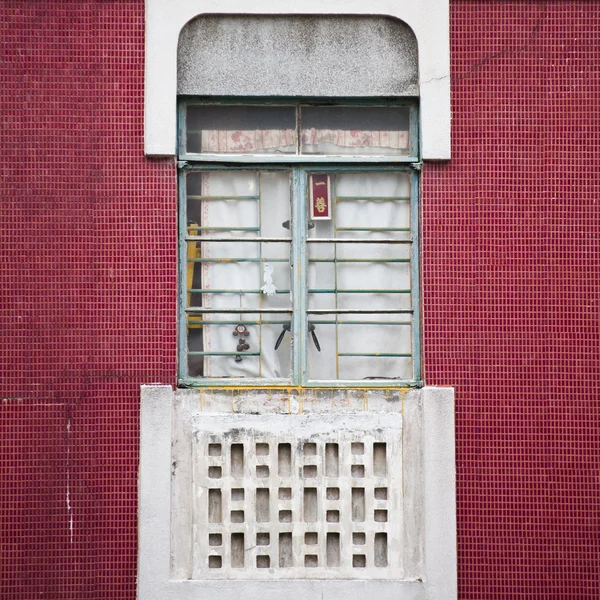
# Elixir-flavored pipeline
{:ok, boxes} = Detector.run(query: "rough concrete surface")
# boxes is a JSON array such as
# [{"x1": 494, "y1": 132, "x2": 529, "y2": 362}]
[
  {"x1": 138, "y1": 385, "x2": 456, "y2": 599},
  {"x1": 178, "y1": 16, "x2": 419, "y2": 97}
]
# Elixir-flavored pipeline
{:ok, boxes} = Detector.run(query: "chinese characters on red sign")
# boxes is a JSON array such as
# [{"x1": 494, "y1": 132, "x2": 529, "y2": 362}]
[{"x1": 309, "y1": 174, "x2": 331, "y2": 220}]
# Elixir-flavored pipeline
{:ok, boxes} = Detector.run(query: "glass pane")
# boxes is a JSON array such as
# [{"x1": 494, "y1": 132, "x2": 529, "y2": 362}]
[
  {"x1": 300, "y1": 106, "x2": 411, "y2": 156},
  {"x1": 306, "y1": 172, "x2": 413, "y2": 381},
  {"x1": 186, "y1": 105, "x2": 297, "y2": 154},
  {"x1": 185, "y1": 170, "x2": 292, "y2": 379}
]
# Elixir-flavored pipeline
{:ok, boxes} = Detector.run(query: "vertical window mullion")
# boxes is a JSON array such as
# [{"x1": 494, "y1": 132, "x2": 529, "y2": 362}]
[
  {"x1": 410, "y1": 167, "x2": 421, "y2": 382},
  {"x1": 291, "y1": 167, "x2": 308, "y2": 385},
  {"x1": 178, "y1": 168, "x2": 189, "y2": 382},
  {"x1": 409, "y1": 104, "x2": 420, "y2": 158},
  {"x1": 178, "y1": 102, "x2": 186, "y2": 153}
]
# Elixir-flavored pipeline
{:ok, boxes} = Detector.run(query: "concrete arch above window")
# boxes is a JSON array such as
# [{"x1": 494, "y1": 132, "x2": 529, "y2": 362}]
[
  {"x1": 145, "y1": 0, "x2": 450, "y2": 159},
  {"x1": 178, "y1": 16, "x2": 419, "y2": 98}
]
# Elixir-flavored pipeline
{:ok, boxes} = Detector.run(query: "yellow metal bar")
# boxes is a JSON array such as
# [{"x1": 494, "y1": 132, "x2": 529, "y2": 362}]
[{"x1": 187, "y1": 224, "x2": 203, "y2": 329}]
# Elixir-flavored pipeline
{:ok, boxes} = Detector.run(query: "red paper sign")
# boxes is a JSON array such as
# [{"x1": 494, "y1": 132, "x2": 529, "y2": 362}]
[{"x1": 310, "y1": 174, "x2": 331, "y2": 220}]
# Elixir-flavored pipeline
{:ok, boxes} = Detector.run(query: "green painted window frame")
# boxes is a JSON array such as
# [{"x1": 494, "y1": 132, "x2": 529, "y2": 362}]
[{"x1": 177, "y1": 99, "x2": 422, "y2": 388}]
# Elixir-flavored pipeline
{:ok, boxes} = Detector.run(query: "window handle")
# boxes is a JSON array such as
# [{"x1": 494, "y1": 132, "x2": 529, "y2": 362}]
[
  {"x1": 274, "y1": 321, "x2": 321, "y2": 352},
  {"x1": 308, "y1": 322, "x2": 321, "y2": 352},
  {"x1": 274, "y1": 321, "x2": 291, "y2": 350},
  {"x1": 282, "y1": 219, "x2": 315, "y2": 230}
]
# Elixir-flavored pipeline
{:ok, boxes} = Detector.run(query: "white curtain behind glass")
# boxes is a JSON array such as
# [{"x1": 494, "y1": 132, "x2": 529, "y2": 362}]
[
  {"x1": 199, "y1": 171, "x2": 412, "y2": 381},
  {"x1": 307, "y1": 173, "x2": 412, "y2": 380},
  {"x1": 200, "y1": 171, "x2": 291, "y2": 378}
]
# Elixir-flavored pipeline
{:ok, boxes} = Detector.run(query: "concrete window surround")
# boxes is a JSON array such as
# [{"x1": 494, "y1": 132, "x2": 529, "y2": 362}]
[
  {"x1": 144, "y1": 0, "x2": 451, "y2": 159},
  {"x1": 138, "y1": 385, "x2": 457, "y2": 600}
]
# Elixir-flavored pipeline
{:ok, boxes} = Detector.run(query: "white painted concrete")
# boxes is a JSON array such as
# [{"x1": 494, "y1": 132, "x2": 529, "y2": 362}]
[
  {"x1": 188, "y1": 413, "x2": 404, "y2": 579},
  {"x1": 144, "y1": 0, "x2": 451, "y2": 160},
  {"x1": 138, "y1": 385, "x2": 173, "y2": 595},
  {"x1": 422, "y1": 386, "x2": 458, "y2": 600},
  {"x1": 138, "y1": 386, "x2": 456, "y2": 600}
]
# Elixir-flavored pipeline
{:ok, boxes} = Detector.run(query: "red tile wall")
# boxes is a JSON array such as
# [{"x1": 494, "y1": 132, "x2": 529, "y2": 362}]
[
  {"x1": 0, "y1": 1, "x2": 598, "y2": 599},
  {"x1": 0, "y1": 2, "x2": 176, "y2": 599},
  {"x1": 423, "y1": 1, "x2": 600, "y2": 598}
]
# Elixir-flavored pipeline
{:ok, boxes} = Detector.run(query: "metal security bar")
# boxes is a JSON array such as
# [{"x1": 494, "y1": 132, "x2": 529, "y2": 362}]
[
  {"x1": 306, "y1": 309, "x2": 413, "y2": 314},
  {"x1": 306, "y1": 238, "x2": 412, "y2": 243},
  {"x1": 186, "y1": 308, "x2": 292, "y2": 314}
]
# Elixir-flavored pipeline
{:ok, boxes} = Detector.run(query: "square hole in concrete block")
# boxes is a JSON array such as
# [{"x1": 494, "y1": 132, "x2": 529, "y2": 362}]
[
  {"x1": 305, "y1": 532, "x2": 318, "y2": 545},
  {"x1": 351, "y1": 465, "x2": 365, "y2": 478},
  {"x1": 231, "y1": 510, "x2": 245, "y2": 523},
  {"x1": 353, "y1": 554, "x2": 366, "y2": 568},
  {"x1": 231, "y1": 488, "x2": 245, "y2": 501},
  {"x1": 208, "y1": 443, "x2": 221, "y2": 457},
  {"x1": 256, "y1": 532, "x2": 270, "y2": 546},
  {"x1": 326, "y1": 487, "x2": 340, "y2": 500},
  {"x1": 305, "y1": 555, "x2": 318, "y2": 567},
  {"x1": 351, "y1": 442, "x2": 364, "y2": 455},
  {"x1": 209, "y1": 555, "x2": 222, "y2": 569},
  {"x1": 209, "y1": 533, "x2": 222, "y2": 547},
  {"x1": 279, "y1": 510, "x2": 292, "y2": 523},
  {"x1": 326, "y1": 510, "x2": 340, "y2": 523},
  {"x1": 278, "y1": 487, "x2": 292, "y2": 500},
  {"x1": 374, "y1": 487, "x2": 388, "y2": 500},
  {"x1": 374, "y1": 509, "x2": 388, "y2": 522},
  {"x1": 257, "y1": 555, "x2": 270, "y2": 568},
  {"x1": 256, "y1": 442, "x2": 269, "y2": 456},
  {"x1": 303, "y1": 465, "x2": 317, "y2": 478},
  {"x1": 256, "y1": 465, "x2": 270, "y2": 479},
  {"x1": 208, "y1": 466, "x2": 222, "y2": 479},
  {"x1": 303, "y1": 442, "x2": 317, "y2": 456},
  {"x1": 352, "y1": 532, "x2": 366, "y2": 545}
]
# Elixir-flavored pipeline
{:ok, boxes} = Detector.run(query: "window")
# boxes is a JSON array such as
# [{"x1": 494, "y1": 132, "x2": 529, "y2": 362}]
[{"x1": 178, "y1": 101, "x2": 421, "y2": 387}]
